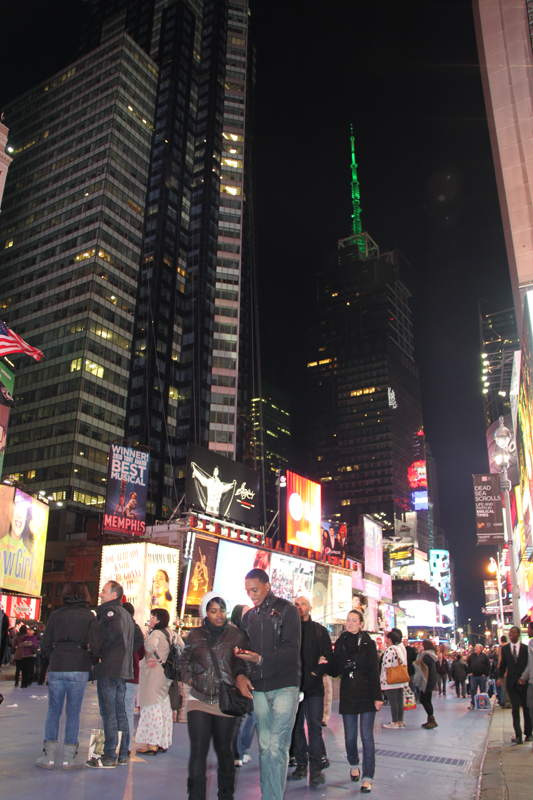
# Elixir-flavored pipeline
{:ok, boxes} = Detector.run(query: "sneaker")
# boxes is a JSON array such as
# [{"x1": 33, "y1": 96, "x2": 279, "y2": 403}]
[
  {"x1": 288, "y1": 757, "x2": 297, "y2": 768},
  {"x1": 383, "y1": 722, "x2": 400, "y2": 729},
  {"x1": 235, "y1": 759, "x2": 243, "y2": 767},
  {"x1": 242, "y1": 754, "x2": 252, "y2": 764},
  {"x1": 85, "y1": 756, "x2": 116, "y2": 769},
  {"x1": 292, "y1": 765, "x2": 307, "y2": 780},
  {"x1": 397, "y1": 721, "x2": 405, "y2": 728},
  {"x1": 118, "y1": 757, "x2": 128, "y2": 766},
  {"x1": 310, "y1": 770, "x2": 325, "y2": 786}
]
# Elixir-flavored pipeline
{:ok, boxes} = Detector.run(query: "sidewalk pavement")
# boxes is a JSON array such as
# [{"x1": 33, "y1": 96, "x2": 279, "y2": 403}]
[
  {"x1": 0, "y1": 674, "x2": 527, "y2": 800},
  {"x1": 478, "y1": 702, "x2": 532, "y2": 800}
]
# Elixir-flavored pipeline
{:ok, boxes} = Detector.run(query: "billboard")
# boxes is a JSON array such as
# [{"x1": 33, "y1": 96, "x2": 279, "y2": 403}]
[
  {"x1": 399, "y1": 599, "x2": 439, "y2": 627},
  {"x1": 321, "y1": 520, "x2": 347, "y2": 558},
  {"x1": 311, "y1": 562, "x2": 330, "y2": 625},
  {"x1": 0, "y1": 593, "x2": 41, "y2": 620},
  {"x1": 0, "y1": 486, "x2": 48, "y2": 597},
  {"x1": 270, "y1": 552, "x2": 315, "y2": 602},
  {"x1": 100, "y1": 542, "x2": 179, "y2": 627},
  {"x1": 0, "y1": 362, "x2": 15, "y2": 477},
  {"x1": 412, "y1": 490, "x2": 429, "y2": 510},
  {"x1": 363, "y1": 515, "x2": 383, "y2": 580},
  {"x1": 285, "y1": 471, "x2": 321, "y2": 552},
  {"x1": 104, "y1": 445, "x2": 149, "y2": 536},
  {"x1": 186, "y1": 443, "x2": 260, "y2": 528},
  {"x1": 429, "y1": 550, "x2": 452, "y2": 605},
  {"x1": 212, "y1": 540, "x2": 272, "y2": 611},
  {"x1": 185, "y1": 535, "x2": 219, "y2": 607},
  {"x1": 407, "y1": 460, "x2": 427, "y2": 488},
  {"x1": 473, "y1": 473, "x2": 504, "y2": 544},
  {"x1": 390, "y1": 544, "x2": 414, "y2": 578},
  {"x1": 329, "y1": 566, "x2": 353, "y2": 623},
  {"x1": 381, "y1": 572, "x2": 393, "y2": 601}
]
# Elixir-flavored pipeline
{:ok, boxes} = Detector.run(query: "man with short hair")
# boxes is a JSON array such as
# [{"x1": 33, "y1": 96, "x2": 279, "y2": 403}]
[
  {"x1": 499, "y1": 626, "x2": 532, "y2": 744},
  {"x1": 237, "y1": 569, "x2": 301, "y2": 800},
  {"x1": 467, "y1": 644, "x2": 490, "y2": 708},
  {"x1": 291, "y1": 596, "x2": 333, "y2": 786},
  {"x1": 86, "y1": 581, "x2": 143, "y2": 769}
]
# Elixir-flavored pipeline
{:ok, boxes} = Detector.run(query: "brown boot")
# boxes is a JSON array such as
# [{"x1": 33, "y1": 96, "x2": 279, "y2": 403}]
[{"x1": 422, "y1": 715, "x2": 438, "y2": 729}]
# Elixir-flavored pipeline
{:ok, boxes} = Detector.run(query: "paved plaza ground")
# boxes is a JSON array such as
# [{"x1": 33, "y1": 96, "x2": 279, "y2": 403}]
[{"x1": 0, "y1": 668, "x2": 530, "y2": 800}]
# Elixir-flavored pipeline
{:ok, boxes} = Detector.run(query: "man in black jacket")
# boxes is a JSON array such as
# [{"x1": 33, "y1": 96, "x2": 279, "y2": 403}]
[
  {"x1": 237, "y1": 569, "x2": 301, "y2": 800},
  {"x1": 86, "y1": 581, "x2": 144, "y2": 769},
  {"x1": 498, "y1": 626, "x2": 532, "y2": 743},
  {"x1": 467, "y1": 645, "x2": 490, "y2": 708},
  {"x1": 291, "y1": 596, "x2": 333, "y2": 787}
]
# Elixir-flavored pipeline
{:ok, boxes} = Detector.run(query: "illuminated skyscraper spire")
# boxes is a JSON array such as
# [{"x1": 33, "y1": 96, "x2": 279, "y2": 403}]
[{"x1": 350, "y1": 125, "x2": 366, "y2": 256}]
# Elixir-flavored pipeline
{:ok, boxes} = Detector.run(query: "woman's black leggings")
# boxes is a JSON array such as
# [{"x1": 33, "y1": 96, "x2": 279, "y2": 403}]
[
  {"x1": 420, "y1": 689, "x2": 434, "y2": 716},
  {"x1": 187, "y1": 710, "x2": 238, "y2": 778}
]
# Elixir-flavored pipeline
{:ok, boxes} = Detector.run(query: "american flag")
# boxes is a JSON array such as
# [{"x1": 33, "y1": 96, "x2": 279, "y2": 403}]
[{"x1": 0, "y1": 320, "x2": 43, "y2": 362}]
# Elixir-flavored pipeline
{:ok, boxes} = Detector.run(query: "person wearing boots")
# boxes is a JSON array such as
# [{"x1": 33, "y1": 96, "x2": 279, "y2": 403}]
[
  {"x1": 180, "y1": 592, "x2": 252, "y2": 800},
  {"x1": 417, "y1": 640, "x2": 438, "y2": 728},
  {"x1": 36, "y1": 582, "x2": 102, "y2": 770},
  {"x1": 498, "y1": 626, "x2": 532, "y2": 744}
]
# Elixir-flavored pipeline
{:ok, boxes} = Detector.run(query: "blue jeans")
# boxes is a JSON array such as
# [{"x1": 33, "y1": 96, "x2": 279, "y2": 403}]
[
  {"x1": 124, "y1": 682, "x2": 137, "y2": 746},
  {"x1": 342, "y1": 711, "x2": 376, "y2": 781},
  {"x1": 294, "y1": 694, "x2": 324, "y2": 772},
  {"x1": 470, "y1": 675, "x2": 486, "y2": 703},
  {"x1": 237, "y1": 711, "x2": 256, "y2": 758},
  {"x1": 495, "y1": 680, "x2": 505, "y2": 705},
  {"x1": 254, "y1": 686, "x2": 299, "y2": 800},
  {"x1": 97, "y1": 677, "x2": 129, "y2": 761},
  {"x1": 45, "y1": 671, "x2": 89, "y2": 745}
]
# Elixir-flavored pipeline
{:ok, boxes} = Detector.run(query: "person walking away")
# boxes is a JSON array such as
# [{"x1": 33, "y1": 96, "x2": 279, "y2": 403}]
[
  {"x1": 380, "y1": 630, "x2": 408, "y2": 729},
  {"x1": 450, "y1": 653, "x2": 467, "y2": 698},
  {"x1": 467, "y1": 644, "x2": 490, "y2": 709},
  {"x1": 498, "y1": 626, "x2": 532, "y2": 744},
  {"x1": 135, "y1": 607, "x2": 181, "y2": 755},
  {"x1": 13, "y1": 624, "x2": 37, "y2": 688},
  {"x1": 86, "y1": 581, "x2": 143, "y2": 769},
  {"x1": 36, "y1": 582, "x2": 102, "y2": 769},
  {"x1": 332, "y1": 609, "x2": 382, "y2": 793},
  {"x1": 416, "y1": 640, "x2": 438, "y2": 728},
  {"x1": 180, "y1": 592, "x2": 252, "y2": 800},
  {"x1": 519, "y1": 620, "x2": 533, "y2": 744},
  {"x1": 237, "y1": 569, "x2": 301, "y2": 800},
  {"x1": 122, "y1": 602, "x2": 145, "y2": 751},
  {"x1": 290, "y1": 595, "x2": 333, "y2": 786},
  {"x1": 436, "y1": 647, "x2": 449, "y2": 696}
]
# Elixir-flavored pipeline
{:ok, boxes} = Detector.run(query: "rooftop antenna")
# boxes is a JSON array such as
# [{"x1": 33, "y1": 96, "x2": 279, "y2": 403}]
[{"x1": 350, "y1": 125, "x2": 366, "y2": 256}]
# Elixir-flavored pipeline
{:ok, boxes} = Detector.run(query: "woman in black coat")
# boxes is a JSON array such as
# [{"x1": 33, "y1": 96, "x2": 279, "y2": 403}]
[
  {"x1": 333, "y1": 609, "x2": 383, "y2": 794},
  {"x1": 418, "y1": 639, "x2": 438, "y2": 728}
]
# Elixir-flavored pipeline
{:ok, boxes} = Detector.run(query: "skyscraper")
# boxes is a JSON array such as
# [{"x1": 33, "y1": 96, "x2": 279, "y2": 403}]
[
  {"x1": 479, "y1": 306, "x2": 519, "y2": 427},
  {"x1": 0, "y1": 0, "x2": 257, "y2": 530}
]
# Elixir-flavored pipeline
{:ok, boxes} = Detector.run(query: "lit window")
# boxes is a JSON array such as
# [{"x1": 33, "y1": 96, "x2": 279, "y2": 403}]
[
  {"x1": 221, "y1": 184, "x2": 242, "y2": 196},
  {"x1": 70, "y1": 358, "x2": 82, "y2": 372},
  {"x1": 5, "y1": 240, "x2": 14, "y2": 249},
  {"x1": 85, "y1": 360, "x2": 104, "y2": 379}
]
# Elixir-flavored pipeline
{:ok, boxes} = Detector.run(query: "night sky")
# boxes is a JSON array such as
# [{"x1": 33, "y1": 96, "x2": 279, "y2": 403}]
[{"x1": 1, "y1": 0, "x2": 515, "y2": 636}]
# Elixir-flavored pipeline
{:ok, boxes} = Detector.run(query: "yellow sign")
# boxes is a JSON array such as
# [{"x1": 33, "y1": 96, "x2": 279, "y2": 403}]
[{"x1": 0, "y1": 485, "x2": 48, "y2": 597}]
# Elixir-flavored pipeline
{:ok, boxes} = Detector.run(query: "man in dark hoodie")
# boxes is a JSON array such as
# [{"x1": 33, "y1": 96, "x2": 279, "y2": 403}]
[
  {"x1": 86, "y1": 581, "x2": 144, "y2": 769},
  {"x1": 237, "y1": 569, "x2": 301, "y2": 800},
  {"x1": 291, "y1": 596, "x2": 333, "y2": 787}
]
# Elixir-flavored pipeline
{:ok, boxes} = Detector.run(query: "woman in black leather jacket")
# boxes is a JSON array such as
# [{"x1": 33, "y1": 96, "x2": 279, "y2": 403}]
[{"x1": 180, "y1": 592, "x2": 252, "y2": 800}]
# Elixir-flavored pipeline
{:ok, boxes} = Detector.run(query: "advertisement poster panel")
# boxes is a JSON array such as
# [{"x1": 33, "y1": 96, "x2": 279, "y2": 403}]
[
  {"x1": 0, "y1": 593, "x2": 41, "y2": 620},
  {"x1": 473, "y1": 474, "x2": 504, "y2": 544},
  {"x1": 270, "y1": 552, "x2": 315, "y2": 602},
  {"x1": 186, "y1": 443, "x2": 260, "y2": 528},
  {"x1": 329, "y1": 566, "x2": 352, "y2": 623},
  {"x1": 100, "y1": 542, "x2": 179, "y2": 627},
  {"x1": 104, "y1": 445, "x2": 149, "y2": 536},
  {"x1": 185, "y1": 536, "x2": 219, "y2": 607},
  {"x1": 389, "y1": 545, "x2": 415, "y2": 579},
  {"x1": 284, "y1": 471, "x2": 321, "y2": 552},
  {"x1": 321, "y1": 520, "x2": 347, "y2": 558},
  {"x1": 363, "y1": 516, "x2": 383, "y2": 580},
  {"x1": 0, "y1": 361, "x2": 15, "y2": 477},
  {"x1": 212, "y1": 540, "x2": 271, "y2": 611},
  {"x1": 348, "y1": 559, "x2": 364, "y2": 592},
  {"x1": 311, "y1": 562, "x2": 330, "y2": 625},
  {"x1": 0, "y1": 485, "x2": 48, "y2": 597},
  {"x1": 381, "y1": 572, "x2": 393, "y2": 602}
]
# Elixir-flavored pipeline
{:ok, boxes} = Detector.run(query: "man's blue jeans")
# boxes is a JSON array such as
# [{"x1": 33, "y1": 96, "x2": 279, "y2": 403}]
[
  {"x1": 97, "y1": 677, "x2": 129, "y2": 761},
  {"x1": 342, "y1": 711, "x2": 376, "y2": 781},
  {"x1": 470, "y1": 675, "x2": 487, "y2": 704},
  {"x1": 254, "y1": 686, "x2": 299, "y2": 800},
  {"x1": 45, "y1": 671, "x2": 89, "y2": 745},
  {"x1": 124, "y1": 682, "x2": 137, "y2": 745},
  {"x1": 294, "y1": 694, "x2": 324, "y2": 773}
]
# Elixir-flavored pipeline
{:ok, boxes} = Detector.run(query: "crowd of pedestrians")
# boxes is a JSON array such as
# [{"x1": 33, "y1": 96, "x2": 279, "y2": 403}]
[{"x1": 3, "y1": 574, "x2": 533, "y2": 800}]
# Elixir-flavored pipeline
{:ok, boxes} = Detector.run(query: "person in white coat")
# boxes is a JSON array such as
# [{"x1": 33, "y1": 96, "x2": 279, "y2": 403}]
[{"x1": 380, "y1": 630, "x2": 408, "y2": 729}]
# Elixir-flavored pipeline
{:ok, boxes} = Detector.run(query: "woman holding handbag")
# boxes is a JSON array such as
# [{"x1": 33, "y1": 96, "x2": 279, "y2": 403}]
[
  {"x1": 332, "y1": 608, "x2": 383, "y2": 794},
  {"x1": 180, "y1": 592, "x2": 252, "y2": 800},
  {"x1": 380, "y1": 630, "x2": 409, "y2": 729}
]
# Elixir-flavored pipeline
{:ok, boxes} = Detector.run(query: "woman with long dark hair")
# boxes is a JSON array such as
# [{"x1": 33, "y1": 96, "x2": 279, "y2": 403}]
[
  {"x1": 333, "y1": 609, "x2": 383, "y2": 794},
  {"x1": 180, "y1": 592, "x2": 252, "y2": 800},
  {"x1": 36, "y1": 582, "x2": 102, "y2": 769},
  {"x1": 417, "y1": 639, "x2": 438, "y2": 728}
]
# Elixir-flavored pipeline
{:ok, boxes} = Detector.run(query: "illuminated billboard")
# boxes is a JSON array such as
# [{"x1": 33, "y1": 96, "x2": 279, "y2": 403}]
[
  {"x1": 100, "y1": 542, "x2": 179, "y2": 627},
  {"x1": 312, "y1": 562, "x2": 330, "y2": 625},
  {"x1": 473, "y1": 473, "x2": 504, "y2": 544},
  {"x1": 320, "y1": 520, "x2": 347, "y2": 558},
  {"x1": 0, "y1": 485, "x2": 48, "y2": 597},
  {"x1": 186, "y1": 443, "x2": 260, "y2": 528},
  {"x1": 363, "y1": 516, "x2": 383, "y2": 580},
  {"x1": 407, "y1": 461, "x2": 427, "y2": 489},
  {"x1": 412, "y1": 490, "x2": 429, "y2": 510},
  {"x1": 284, "y1": 471, "x2": 321, "y2": 552},
  {"x1": 329, "y1": 566, "x2": 353, "y2": 623},
  {"x1": 399, "y1": 599, "x2": 438, "y2": 627},
  {"x1": 270, "y1": 552, "x2": 315, "y2": 602},
  {"x1": 213, "y1": 540, "x2": 271, "y2": 611},
  {"x1": 104, "y1": 445, "x2": 150, "y2": 536},
  {"x1": 185, "y1": 536, "x2": 219, "y2": 608},
  {"x1": 390, "y1": 544, "x2": 430, "y2": 582},
  {"x1": 0, "y1": 593, "x2": 42, "y2": 621}
]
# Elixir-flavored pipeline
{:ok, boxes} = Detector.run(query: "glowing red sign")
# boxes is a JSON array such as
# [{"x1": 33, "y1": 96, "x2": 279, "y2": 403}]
[
  {"x1": 407, "y1": 460, "x2": 427, "y2": 489},
  {"x1": 286, "y1": 471, "x2": 321, "y2": 552}
]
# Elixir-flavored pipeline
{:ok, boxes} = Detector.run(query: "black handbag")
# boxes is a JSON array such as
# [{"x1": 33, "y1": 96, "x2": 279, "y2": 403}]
[{"x1": 204, "y1": 632, "x2": 253, "y2": 717}]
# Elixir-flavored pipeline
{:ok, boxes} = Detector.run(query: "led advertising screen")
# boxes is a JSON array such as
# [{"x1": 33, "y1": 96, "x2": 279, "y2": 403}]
[
  {"x1": 212, "y1": 540, "x2": 272, "y2": 611},
  {"x1": 363, "y1": 515, "x2": 383, "y2": 580},
  {"x1": 104, "y1": 445, "x2": 149, "y2": 536},
  {"x1": 270, "y1": 552, "x2": 315, "y2": 602},
  {"x1": 429, "y1": 550, "x2": 452, "y2": 605},
  {"x1": 311, "y1": 562, "x2": 330, "y2": 625},
  {"x1": 320, "y1": 520, "x2": 347, "y2": 558},
  {"x1": 348, "y1": 559, "x2": 365, "y2": 592},
  {"x1": 0, "y1": 593, "x2": 42, "y2": 621},
  {"x1": 285, "y1": 471, "x2": 321, "y2": 552},
  {"x1": 100, "y1": 542, "x2": 179, "y2": 627},
  {"x1": 473, "y1": 473, "x2": 504, "y2": 544},
  {"x1": 185, "y1": 536, "x2": 219, "y2": 608},
  {"x1": 381, "y1": 572, "x2": 393, "y2": 602},
  {"x1": 0, "y1": 485, "x2": 48, "y2": 597},
  {"x1": 390, "y1": 544, "x2": 414, "y2": 579},
  {"x1": 329, "y1": 566, "x2": 353, "y2": 623},
  {"x1": 412, "y1": 490, "x2": 429, "y2": 510},
  {"x1": 186, "y1": 443, "x2": 260, "y2": 528},
  {"x1": 407, "y1": 461, "x2": 427, "y2": 489},
  {"x1": 399, "y1": 599, "x2": 439, "y2": 627}
]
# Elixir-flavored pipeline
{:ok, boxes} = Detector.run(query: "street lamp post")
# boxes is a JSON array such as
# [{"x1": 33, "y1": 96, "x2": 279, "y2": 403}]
[
  {"x1": 494, "y1": 416, "x2": 521, "y2": 629},
  {"x1": 488, "y1": 556, "x2": 505, "y2": 639}
]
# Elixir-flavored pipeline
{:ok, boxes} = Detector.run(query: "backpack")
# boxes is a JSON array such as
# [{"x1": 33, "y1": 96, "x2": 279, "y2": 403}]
[{"x1": 160, "y1": 629, "x2": 181, "y2": 682}]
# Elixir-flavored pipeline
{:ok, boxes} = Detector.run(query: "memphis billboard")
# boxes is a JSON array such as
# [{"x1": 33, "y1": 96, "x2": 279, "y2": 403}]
[
  {"x1": 103, "y1": 445, "x2": 150, "y2": 536},
  {"x1": 186, "y1": 443, "x2": 260, "y2": 528}
]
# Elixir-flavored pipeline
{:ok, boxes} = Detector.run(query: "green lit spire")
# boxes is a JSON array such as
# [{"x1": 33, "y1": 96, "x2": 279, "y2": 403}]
[{"x1": 350, "y1": 125, "x2": 365, "y2": 256}]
